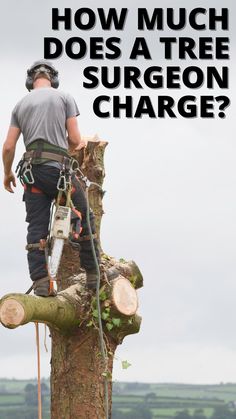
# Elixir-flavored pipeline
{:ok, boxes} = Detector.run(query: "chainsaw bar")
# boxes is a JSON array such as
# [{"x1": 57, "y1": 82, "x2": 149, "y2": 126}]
[
  {"x1": 48, "y1": 238, "x2": 64, "y2": 279},
  {"x1": 48, "y1": 206, "x2": 71, "y2": 279}
]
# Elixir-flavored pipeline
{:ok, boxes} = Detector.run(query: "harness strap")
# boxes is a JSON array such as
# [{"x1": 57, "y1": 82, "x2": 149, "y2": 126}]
[
  {"x1": 26, "y1": 239, "x2": 47, "y2": 252},
  {"x1": 34, "y1": 140, "x2": 44, "y2": 160},
  {"x1": 27, "y1": 139, "x2": 69, "y2": 155},
  {"x1": 26, "y1": 244, "x2": 43, "y2": 251},
  {"x1": 23, "y1": 150, "x2": 71, "y2": 165}
]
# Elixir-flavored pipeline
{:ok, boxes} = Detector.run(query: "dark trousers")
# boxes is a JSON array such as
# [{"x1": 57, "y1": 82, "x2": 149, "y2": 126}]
[{"x1": 23, "y1": 165, "x2": 100, "y2": 281}]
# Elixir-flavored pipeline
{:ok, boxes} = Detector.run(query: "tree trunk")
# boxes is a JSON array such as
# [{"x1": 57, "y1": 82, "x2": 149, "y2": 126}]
[
  {"x1": 50, "y1": 322, "x2": 116, "y2": 418},
  {"x1": 0, "y1": 136, "x2": 143, "y2": 419}
]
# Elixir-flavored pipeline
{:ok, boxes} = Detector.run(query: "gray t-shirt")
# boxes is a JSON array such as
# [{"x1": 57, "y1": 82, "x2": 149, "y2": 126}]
[{"x1": 10, "y1": 87, "x2": 79, "y2": 150}]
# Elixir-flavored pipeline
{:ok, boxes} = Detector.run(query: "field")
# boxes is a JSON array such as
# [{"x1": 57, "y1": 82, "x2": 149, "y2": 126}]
[
  {"x1": 0, "y1": 379, "x2": 236, "y2": 418},
  {"x1": 112, "y1": 382, "x2": 236, "y2": 418}
]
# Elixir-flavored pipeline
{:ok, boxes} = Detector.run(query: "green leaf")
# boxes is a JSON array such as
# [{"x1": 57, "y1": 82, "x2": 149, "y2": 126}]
[
  {"x1": 102, "y1": 371, "x2": 112, "y2": 380},
  {"x1": 106, "y1": 322, "x2": 114, "y2": 331},
  {"x1": 122, "y1": 360, "x2": 131, "y2": 370},
  {"x1": 92, "y1": 309, "x2": 98, "y2": 318},
  {"x1": 112, "y1": 318, "x2": 121, "y2": 327},
  {"x1": 91, "y1": 297, "x2": 97, "y2": 308},
  {"x1": 96, "y1": 351, "x2": 102, "y2": 359},
  {"x1": 119, "y1": 258, "x2": 126, "y2": 263},
  {"x1": 102, "y1": 311, "x2": 110, "y2": 320},
  {"x1": 129, "y1": 275, "x2": 137, "y2": 287},
  {"x1": 99, "y1": 290, "x2": 108, "y2": 301},
  {"x1": 86, "y1": 320, "x2": 93, "y2": 327}
]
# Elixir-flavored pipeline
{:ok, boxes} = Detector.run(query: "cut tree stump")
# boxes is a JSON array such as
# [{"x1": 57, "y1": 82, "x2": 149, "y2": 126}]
[{"x1": 0, "y1": 136, "x2": 143, "y2": 419}]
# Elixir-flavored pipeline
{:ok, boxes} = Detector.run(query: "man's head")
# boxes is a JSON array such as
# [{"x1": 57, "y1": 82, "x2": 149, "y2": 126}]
[{"x1": 26, "y1": 60, "x2": 59, "y2": 91}]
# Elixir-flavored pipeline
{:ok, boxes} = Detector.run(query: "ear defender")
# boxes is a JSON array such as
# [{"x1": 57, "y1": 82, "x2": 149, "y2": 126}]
[
  {"x1": 25, "y1": 71, "x2": 35, "y2": 91},
  {"x1": 25, "y1": 60, "x2": 59, "y2": 91},
  {"x1": 51, "y1": 72, "x2": 59, "y2": 89}
]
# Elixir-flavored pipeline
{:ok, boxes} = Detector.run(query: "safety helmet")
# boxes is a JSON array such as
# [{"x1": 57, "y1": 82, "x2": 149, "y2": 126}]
[{"x1": 25, "y1": 60, "x2": 59, "y2": 91}]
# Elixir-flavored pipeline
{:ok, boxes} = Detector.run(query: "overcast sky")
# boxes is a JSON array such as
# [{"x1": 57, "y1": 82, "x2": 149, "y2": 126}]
[{"x1": 0, "y1": 0, "x2": 236, "y2": 384}]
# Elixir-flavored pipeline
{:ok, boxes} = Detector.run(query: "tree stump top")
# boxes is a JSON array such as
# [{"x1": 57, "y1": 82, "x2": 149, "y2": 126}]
[
  {"x1": 0, "y1": 299, "x2": 25, "y2": 327},
  {"x1": 112, "y1": 277, "x2": 138, "y2": 316}
]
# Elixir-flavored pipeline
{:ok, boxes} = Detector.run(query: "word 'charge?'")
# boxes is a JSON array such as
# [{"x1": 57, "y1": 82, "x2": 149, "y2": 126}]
[{"x1": 93, "y1": 96, "x2": 230, "y2": 119}]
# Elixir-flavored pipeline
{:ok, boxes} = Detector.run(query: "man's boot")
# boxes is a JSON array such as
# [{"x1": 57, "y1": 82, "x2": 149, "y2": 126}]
[{"x1": 33, "y1": 276, "x2": 56, "y2": 297}]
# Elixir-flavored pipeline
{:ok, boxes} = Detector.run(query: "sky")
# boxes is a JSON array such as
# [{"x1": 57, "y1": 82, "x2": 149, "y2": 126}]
[{"x1": 0, "y1": 0, "x2": 236, "y2": 384}]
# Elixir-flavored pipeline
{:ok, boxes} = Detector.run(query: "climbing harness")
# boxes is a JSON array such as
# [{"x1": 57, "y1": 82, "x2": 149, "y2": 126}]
[
  {"x1": 18, "y1": 141, "x2": 79, "y2": 295},
  {"x1": 20, "y1": 144, "x2": 97, "y2": 295}
]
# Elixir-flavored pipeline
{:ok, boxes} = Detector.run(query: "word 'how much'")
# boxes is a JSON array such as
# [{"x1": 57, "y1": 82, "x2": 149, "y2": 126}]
[
  {"x1": 45, "y1": 8, "x2": 229, "y2": 60},
  {"x1": 50, "y1": 8, "x2": 228, "y2": 31}
]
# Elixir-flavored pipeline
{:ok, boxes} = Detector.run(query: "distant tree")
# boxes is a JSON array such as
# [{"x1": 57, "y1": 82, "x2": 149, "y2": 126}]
[
  {"x1": 144, "y1": 392, "x2": 157, "y2": 403},
  {"x1": 192, "y1": 409, "x2": 207, "y2": 419},
  {"x1": 24, "y1": 383, "x2": 48, "y2": 407},
  {"x1": 24, "y1": 383, "x2": 35, "y2": 392},
  {"x1": 111, "y1": 409, "x2": 126, "y2": 419},
  {"x1": 24, "y1": 384, "x2": 38, "y2": 407},
  {"x1": 41, "y1": 382, "x2": 50, "y2": 395},
  {"x1": 0, "y1": 384, "x2": 6, "y2": 393},
  {"x1": 126, "y1": 405, "x2": 153, "y2": 419},
  {"x1": 174, "y1": 410, "x2": 191, "y2": 419},
  {"x1": 211, "y1": 405, "x2": 233, "y2": 419}
]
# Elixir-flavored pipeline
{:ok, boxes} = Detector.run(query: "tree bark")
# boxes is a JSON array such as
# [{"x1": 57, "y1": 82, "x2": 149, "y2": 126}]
[{"x1": 0, "y1": 137, "x2": 143, "y2": 419}]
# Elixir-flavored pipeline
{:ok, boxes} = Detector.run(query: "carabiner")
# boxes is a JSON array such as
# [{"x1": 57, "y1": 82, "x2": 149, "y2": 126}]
[
  {"x1": 57, "y1": 171, "x2": 67, "y2": 191},
  {"x1": 70, "y1": 158, "x2": 79, "y2": 172},
  {"x1": 23, "y1": 164, "x2": 35, "y2": 184}
]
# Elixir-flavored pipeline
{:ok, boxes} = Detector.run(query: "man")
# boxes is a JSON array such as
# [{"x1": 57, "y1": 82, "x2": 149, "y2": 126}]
[{"x1": 2, "y1": 60, "x2": 100, "y2": 296}]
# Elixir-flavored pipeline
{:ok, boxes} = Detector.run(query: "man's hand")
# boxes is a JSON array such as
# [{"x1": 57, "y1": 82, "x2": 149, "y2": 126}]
[
  {"x1": 2, "y1": 126, "x2": 21, "y2": 191},
  {"x1": 75, "y1": 139, "x2": 87, "y2": 150},
  {"x1": 4, "y1": 171, "x2": 16, "y2": 193}
]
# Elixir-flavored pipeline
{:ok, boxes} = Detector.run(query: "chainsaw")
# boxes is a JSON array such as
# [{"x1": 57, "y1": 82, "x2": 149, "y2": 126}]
[
  {"x1": 47, "y1": 203, "x2": 83, "y2": 293},
  {"x1": 48, "y1": 205, "x2": 71, "y2": 280}
]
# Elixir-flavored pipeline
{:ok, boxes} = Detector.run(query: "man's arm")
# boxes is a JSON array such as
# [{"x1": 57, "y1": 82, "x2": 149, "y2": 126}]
[
  {"x1": 66, "y1": 117, "x2": 86, "y2": 152},
  {"x1": 2, "y1": 126, "x2": 21, "y2": 193}
]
